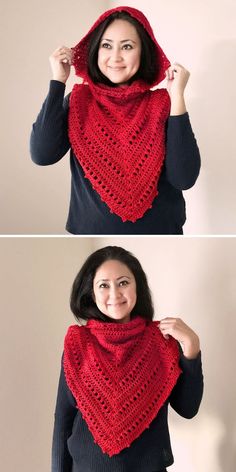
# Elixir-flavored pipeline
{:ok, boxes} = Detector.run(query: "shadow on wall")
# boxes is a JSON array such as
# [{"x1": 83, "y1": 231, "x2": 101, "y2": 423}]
[
  {"x1": 191, "y1": 39, "x2": 236, "y2": 234},
  {"x1": 200, "y1": 242, "x2": 236, "y2": 471},
  {"x1": 167, "y1": 239, "x2": 236, "y2": 471}
]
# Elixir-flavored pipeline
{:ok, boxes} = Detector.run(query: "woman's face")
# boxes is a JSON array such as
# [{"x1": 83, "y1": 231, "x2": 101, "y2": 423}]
[
  {"x1": 93, "y1": 259, "x2": 137, "y2": 323},
  {"x1": 98, "y1": 19, "x2": 141, "y2": 86}
]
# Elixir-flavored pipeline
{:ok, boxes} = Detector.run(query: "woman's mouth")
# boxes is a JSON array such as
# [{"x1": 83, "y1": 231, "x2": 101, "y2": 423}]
[
  {"x1": 107, "y1": 302, "x2": 126, "y2": 306},
  {"x1": 109, "y1": 67, "x2": 125, "y2": 71}
]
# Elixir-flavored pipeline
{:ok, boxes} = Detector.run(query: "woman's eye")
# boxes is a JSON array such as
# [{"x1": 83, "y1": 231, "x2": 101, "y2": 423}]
[
  {"x1": 101, "y1": 43, "x2": 111, "y2": 49},
  {"x1": 100, "y1": 43, "x2": 132, "y2": 50},
  {"x1": 122, "y1": 44, "x2": 132, "y2": 50},
  {"x1": 99, "y1": 283, "x2": 109, "y2": 288},
  {"x1": 119, "y1": 280, "x2": 129, "y2": 286}
]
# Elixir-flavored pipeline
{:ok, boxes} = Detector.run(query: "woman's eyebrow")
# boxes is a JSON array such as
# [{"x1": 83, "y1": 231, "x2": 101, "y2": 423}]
[
  {"x1": 95, "y1": 279, "x2": 109, "y2": 284},
  {"x1": 101, "y1": 38, "x2": 136, "y2": 44}
]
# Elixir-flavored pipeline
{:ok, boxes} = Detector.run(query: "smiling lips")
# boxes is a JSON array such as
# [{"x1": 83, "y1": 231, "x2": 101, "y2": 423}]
[
  {"x1": 107, "y1": 301, "x2": 126, "y2": 306},
  {"x1": 108, "y1": 66, "x2": 125, "y2": 70}
]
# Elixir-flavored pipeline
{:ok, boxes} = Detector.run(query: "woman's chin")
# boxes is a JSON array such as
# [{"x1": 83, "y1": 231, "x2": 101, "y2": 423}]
[{"x1": 106, "y1": 312, "x2": 130, "y2": 323}]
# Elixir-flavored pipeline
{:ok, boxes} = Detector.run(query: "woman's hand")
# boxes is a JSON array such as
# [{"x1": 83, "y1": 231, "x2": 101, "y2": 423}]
[
  {"x1": 165, "y1": 63, "x2": 190, "y2": 115},
  {"x1": 49, "y1": 46, "x2": 73, "y2": 84},
  {"x1": 159, "y1": 317, "x2": 200, "y2": 359},
  {"x1": 165, "y1": 63, "x2": 190, "y2": 97}
]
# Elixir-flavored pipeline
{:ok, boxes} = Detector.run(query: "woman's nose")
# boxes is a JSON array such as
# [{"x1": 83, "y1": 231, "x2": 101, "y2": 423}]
[
  {"x1": 109, "y1": 285, "x2": 121, "y2": 299},
  {"x1": 111, "y1": 48, "x2": 123, "y2": 62}
]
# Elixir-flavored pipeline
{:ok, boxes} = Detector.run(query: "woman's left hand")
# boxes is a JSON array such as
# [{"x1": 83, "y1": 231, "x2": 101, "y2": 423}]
[
  {"x1": 165, "y1": 63, "x2": 190, "y2": 98},
  {"x1": 158, "y1": 317, "x2": 200, "y2": 359}
]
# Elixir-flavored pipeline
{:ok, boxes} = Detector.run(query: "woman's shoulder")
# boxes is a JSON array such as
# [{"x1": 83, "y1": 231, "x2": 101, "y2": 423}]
[
  {"x1": 150, "y1": 87, "x2": 170, "y2": 103},
  {"x1": 65, "y1": 323, "x2": 84, "y2": 334},
  {"x1": 146, "y1": 319, "x2": 162, "y2": 337},
  {"x1": 149, "y1": 87, "x2": 170, "y2": 116},
  {"x1": 151, "y1": 86, "x2": 168, "y2": 95}
]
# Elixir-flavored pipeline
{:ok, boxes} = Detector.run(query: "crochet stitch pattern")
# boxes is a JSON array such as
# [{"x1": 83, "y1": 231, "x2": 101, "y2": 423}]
[
  {"x1": 63, "y1": 316, "x2": 182, "y2": 457},
  {"x1": 68, "y1": 6, "x2": 171, "y2": 222},
  {"x1": 68, "y1": 83, "x2": 170, "y2": 222}
]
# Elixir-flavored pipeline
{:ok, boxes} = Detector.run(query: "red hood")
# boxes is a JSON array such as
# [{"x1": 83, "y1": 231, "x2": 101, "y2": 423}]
[{"x1": 71, "y1": 5, "x2": 170, "y2": 87}]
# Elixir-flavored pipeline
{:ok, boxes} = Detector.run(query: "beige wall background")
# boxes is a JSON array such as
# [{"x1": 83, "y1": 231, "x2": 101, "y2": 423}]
[
  {"x1": 0, "y1": 236, "x2": 235, "y2": 471},
  {"x1": 1, "y1": 0, "x2": 236, "y2": 234}
]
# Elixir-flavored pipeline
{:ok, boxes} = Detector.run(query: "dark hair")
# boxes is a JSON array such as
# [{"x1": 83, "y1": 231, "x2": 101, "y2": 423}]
[
  {"x1": 87, "y1": 11, "x2": 158, "y2": 86},
  {"x1": 70, "y1": 246, "x2": 154, "y2": 324}
]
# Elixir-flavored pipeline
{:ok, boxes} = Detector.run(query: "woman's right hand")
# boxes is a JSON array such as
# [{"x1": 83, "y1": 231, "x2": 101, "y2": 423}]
[{"x1": 49, "y1": 46, "x2": 73, "y2": 84}]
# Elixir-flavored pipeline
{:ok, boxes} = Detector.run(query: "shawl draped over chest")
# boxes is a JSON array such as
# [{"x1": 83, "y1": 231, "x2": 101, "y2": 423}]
[{"x1": 64, "y1": 316, "x2": 181, "y2": 456}]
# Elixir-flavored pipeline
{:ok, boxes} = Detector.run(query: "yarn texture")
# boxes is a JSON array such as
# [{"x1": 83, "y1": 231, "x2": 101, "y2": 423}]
[
  {"x1": 63, "y1": 316, "x2": 182, "y2": 457},
  {"x1": 68, "y1": 6, "x2": 171, "y2": 222}
]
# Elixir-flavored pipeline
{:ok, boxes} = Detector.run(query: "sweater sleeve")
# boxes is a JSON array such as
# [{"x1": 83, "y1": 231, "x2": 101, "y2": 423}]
[
  {"x1": 165, "y1": 112, "x2": 201, "y2": 190},
  {"x1": 30, "y1": 81, "x2": 71, "y2": 166},
  {"x1": 169, "y1": 350, "x2": 204, "y2": 418},
  {"x1": 51, "y1": 354, "x2": 77, "y2": 472}
]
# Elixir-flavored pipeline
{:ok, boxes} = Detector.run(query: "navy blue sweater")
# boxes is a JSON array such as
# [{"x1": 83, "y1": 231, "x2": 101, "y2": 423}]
[
  {"x1": 51, "y1": 350, "x2": 203, "y2": 472},
  {"x1": 30, "y1": 81, "x2": 201, "y2": 234}
]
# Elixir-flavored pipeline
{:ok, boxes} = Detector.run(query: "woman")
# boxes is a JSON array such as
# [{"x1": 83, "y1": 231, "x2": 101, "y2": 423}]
[
  {"x1": 52, "y1": 246, "x2": 203, "y2": 472},
  {"x1": 30, "y1": 6, "x2": 201, "y2": 235}
]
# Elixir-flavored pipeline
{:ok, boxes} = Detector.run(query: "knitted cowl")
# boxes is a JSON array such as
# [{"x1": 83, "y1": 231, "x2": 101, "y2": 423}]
[
  {"x1": 63, "y1": 316, "x2": 182, "y2": 457},
  {"x1": 68, "y1": 6, "x2": 171, "y2": 222}
]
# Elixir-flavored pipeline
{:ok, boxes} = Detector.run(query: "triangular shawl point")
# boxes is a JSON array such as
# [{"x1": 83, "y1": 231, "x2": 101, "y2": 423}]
[{"x1": 63, "y1": 316, "x2": 182, "y2": 456}]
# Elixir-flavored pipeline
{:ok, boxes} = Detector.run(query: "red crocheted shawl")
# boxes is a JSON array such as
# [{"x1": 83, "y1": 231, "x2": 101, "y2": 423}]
[
  {"x1": 68, "y1": 6, "x2": 171, "y2": 222},
  {"x1": 63, "y1": 316, "x2": 182, "y2": 457}
]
